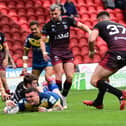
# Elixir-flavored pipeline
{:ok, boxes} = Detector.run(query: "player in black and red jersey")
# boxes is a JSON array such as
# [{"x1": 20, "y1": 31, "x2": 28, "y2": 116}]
[
  {"x1": 40, "y1": 4, "x2": 91, "y2": 108},
  {"x1": 83, "y1": 11, "x2": 126, "y2": 110}
]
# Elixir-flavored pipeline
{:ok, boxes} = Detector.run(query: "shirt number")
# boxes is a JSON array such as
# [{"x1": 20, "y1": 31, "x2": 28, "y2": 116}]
[{"x1": 106, "y1": 24, "x2": 126, "y2": 35}]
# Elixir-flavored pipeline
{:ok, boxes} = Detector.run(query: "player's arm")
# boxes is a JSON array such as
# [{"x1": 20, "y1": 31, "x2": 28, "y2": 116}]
[
  {"x1": 8, "y1": 52, "x2": 16, "y2": 69},
  {"x1": 38, "y1": 100, "x2": 63, "y2": 112},
  {"x1": 76, "y1": 22, "x2": 92, "y2": 34},
  {"x1": 88, "y1": 29, "x2": 99, "y2": 58},
  {"x1": 2, "y1": 42, "x2": 9, "y2": 68},
  {"x1": 23, "y1": 47, "x2": 29, "y2": 67},
  {"x1": 0, "y1": 78, "x2": 10, "y2": 101},
  {"x1": 40, "y1": 35, "x2": 49, "y2": 61}
]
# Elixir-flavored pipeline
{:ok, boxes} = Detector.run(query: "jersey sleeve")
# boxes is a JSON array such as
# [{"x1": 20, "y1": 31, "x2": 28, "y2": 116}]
[
  {"x1": 17, "y1": 99, "x2": 26, "y2": 111},
  {"x1": 67, "y1": 16, "x2": 78, "y2": 27},
  {"x1": 41, "y1": 23, "x2": 49, "y2": 35},
  {"x1": 24, "y1": 36, "x2": 31, "y2": 49}
]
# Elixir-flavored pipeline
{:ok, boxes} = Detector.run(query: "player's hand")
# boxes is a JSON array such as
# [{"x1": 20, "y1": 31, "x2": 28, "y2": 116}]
[
  {"x1": 43, "y1": 52, "x2": 50, "y2": 61},
  {"x1": 5, "y1": 100, "x2": 16, "y2": 107},
  {"x1": 38, "y1": 106, "x2": 48, "y2": 112},
  {"x1": 20, "y1": 68, "x2": 28, "y2": 76},
  {"x1": 1, "y1": 92, "x2": 11, "y2": 101}
]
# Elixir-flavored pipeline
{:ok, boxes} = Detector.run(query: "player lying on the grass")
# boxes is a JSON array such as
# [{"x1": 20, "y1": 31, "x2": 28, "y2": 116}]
[{"x1": 4, "y1": 87, "x2": 63, "y2": 113}]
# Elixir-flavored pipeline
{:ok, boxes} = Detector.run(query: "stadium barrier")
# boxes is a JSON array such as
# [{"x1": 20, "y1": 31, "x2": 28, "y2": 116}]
[
  {"x1": 72, "y1": 63, "x2": 126, "y2": 90},
  {"x1": 5, "y1": 63, "x2": 126, "y2": 92}
]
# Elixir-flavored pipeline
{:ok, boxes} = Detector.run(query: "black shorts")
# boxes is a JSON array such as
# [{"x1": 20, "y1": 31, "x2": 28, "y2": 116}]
[{"x1": 100, "y1": 51, "x2": 126, "y2": 71}]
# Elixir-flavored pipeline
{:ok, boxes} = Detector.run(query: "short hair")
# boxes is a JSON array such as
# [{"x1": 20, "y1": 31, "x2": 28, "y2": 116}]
[
  {"x1": 50, "y1": 4, "x2": 61, "y2": 11},
  {"x1": 97, "y1": 11, "x2": 110, "y2": 19},
  {"x1": 23, "y1": 74, "x2": 33, "y2": 87},
  {"x1": 29, "y1": 20, "x2": 39, "y2": 27},
  {"x1": 31, "y1": 74, "x2": 38, "y2": 81},
  {"x1": 25, "y1": 87, "x2": 39, "y2": 94}
]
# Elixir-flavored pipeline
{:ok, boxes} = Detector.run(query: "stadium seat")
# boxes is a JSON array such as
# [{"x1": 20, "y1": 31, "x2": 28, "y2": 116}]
[
  {"x1": 79, "y1": 37, "x2": 88, "y2": 46},
  {"x1": 4, "y1": 32, "x2": 12, "y2": 41},
  {"x1": 26, "y1": 8, "x2": 35, "y2": 17},
  {"x1": 35, "y1": 7, "x2": 45, "y2": 16},
  {"x1": 6, "y1": 40, "x2": 13, "y2": 48},
  {"x1": 83, "y1": 55, "x2": 93, "y2": 63},
  {"x1": 2, "y1": 24, "x2": 10, "y2": 33},
  {"x1": 25, "y1": 1, "x2": 34, "y2": 9},
  {"x1": 0, "y1": 16, "x2": 9, "y2": 24},
  {"x1": 79, "y1": 5, "x2": 87, "y2": 15},
  {"x1": 0, "y1": 8, "x2": 8, "y2": 15},
  {"x1": 8, "y1": 9, "x2": 17, "y2": 17},
  {"x1": 0, "y1": 1, "x2": 6, "y2": 9},
  {"x1": 80, "y1": 46, "x2": 89, "y2": 56},
  {"x1": 69, "y1": 38, "x2": 78, "y2": 48},
  {"x1": 93, "y1": 54, "x2": 101, "y2": 63},
  {"x1": 15, "y1": 49, "x2": 24, "y2": 58},
  {"x1": 17, "y1": 8, "x2": 26, "y2": 17},
  {"x1": 12, "y1": 32, "x2": 21, "y2": 41},
  {"x1": 27, "y1": 16, "x2": 37, "y2": 23},
  {"x1": 37, "y1": 15, "x2": 46, "y2": 25},
  {"x1": 11, "y1": 15, "x2": 19, "y2": 22},
  {"x1": 16, "y1": 1, "x2": 25, "y2": 9},
  {"x1": 16, "y1": 58, "x2": 23, "y2": 67},
  {"x1": 72, "y1": 47, "x2": 80, "y2": 56},
  {"x1": 7, "y1": 1, "x2": 16, "y2": 9},
  {"x1": 43, "y1": 1, "x2": 51, "y2": 8},
  {"x1": 19, "y1": 16, "x2": 28, "y2": 25},
  {"x1": 73, "y1": 55, "x2": 83, "y2": 65}
]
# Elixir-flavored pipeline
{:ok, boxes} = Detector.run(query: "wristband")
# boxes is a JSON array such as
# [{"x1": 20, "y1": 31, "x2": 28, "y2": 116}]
[
  {"x1": 23, "y1": 63, "x2": 28, "y2": 68},
  {"x1": 43, "y1": 52, "x2": 48, "y2": 55},
  {"x1": 89, "y1": 51, "x2": 95, "y2": 54},
  {"x1": 23, "y1": 56, "x2": 28, "y2": 60}
]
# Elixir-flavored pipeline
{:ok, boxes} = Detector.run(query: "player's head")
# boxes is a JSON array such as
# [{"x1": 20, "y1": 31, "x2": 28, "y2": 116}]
[
  {"x1": 25, "y1": 87, "x2": 40, "y2": 105},
  {"x1": 31, "y1": 74, "x2": 38, "y2": 88},
  {"x1": 97, "y1": 11, "x2": 110, "y2": 22},
  {"x1": 23, "y1": 74, "x2": 33, "y2": 88},
  {"x1": 50, "y1": 4, "x2": 61, "y2": 21},
  {"x1": 29, "y1": 20, "x2": 41, "y2": 37}
]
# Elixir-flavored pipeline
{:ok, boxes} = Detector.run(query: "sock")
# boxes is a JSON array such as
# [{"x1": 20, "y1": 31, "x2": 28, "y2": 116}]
[
  {"x1": 94, "y1": 80, "x2": 123, "y2": 106},
  {"x1": 62, "y1": 80, "x2": 72, "y2": 97},
  {"x1": 93, "y1": 80, "x2": 106, "y2": 106},
  {"x1": 56, "y1": 80, "x2": 62, "y2": 91}
]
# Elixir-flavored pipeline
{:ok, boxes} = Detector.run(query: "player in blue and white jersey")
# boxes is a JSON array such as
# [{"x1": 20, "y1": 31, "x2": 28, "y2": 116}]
[
  {"x1": 22, "y1": 21, "x2": 53, "y2": 83},
  {"x1": 4, "y1": 88, "x2": 63, "y2": 113}
]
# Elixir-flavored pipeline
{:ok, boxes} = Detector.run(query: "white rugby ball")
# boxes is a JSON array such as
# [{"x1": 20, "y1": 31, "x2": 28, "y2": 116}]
[{"x1": 4, "y1": 106, "x2": 19, "y2": 114}]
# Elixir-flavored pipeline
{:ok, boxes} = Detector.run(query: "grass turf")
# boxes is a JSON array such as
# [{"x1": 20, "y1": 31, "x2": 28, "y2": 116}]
[{"x1": 0, "y1": 89, "x2": 126, "y2": 126}]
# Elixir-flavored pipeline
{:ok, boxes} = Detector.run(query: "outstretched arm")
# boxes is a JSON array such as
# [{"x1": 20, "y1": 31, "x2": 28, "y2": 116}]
[
  {"x1": 76, "y1": 22, "x2": 92, "y2": 34},
  {"x1": 88, "y1": 29, "x2": 99, "y2": 58}
]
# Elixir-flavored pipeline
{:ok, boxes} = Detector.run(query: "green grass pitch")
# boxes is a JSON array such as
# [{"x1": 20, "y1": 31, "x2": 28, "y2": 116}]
[{"x1": 0, "y1": 89, "x2": 126, "y2": 126}]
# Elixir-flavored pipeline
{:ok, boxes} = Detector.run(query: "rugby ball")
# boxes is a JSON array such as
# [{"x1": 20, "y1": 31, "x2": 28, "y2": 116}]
[{"x1": 4, "y1": 106, "x2": 19, "y2": 114}]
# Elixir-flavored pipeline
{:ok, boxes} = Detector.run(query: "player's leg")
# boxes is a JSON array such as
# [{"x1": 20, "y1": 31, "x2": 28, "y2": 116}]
[
  {"x1": 0, "y1": 70, "x2": 10, "y2": 94},
  {"x1": 83, "y1": 64, "x2": 125, "y2": 109},
  {"x1": 32, "y1": 69, "x2": 41, "y2": 79},
  {"x1": 61, "y1": 62, "x2": 74, "y2": 108},
  {"x1": 62, "y1": 62, "x2": 74, "y2": 97},
  {"x1": 53, "y1": 63, "x2": 64, "y2": 91}
]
